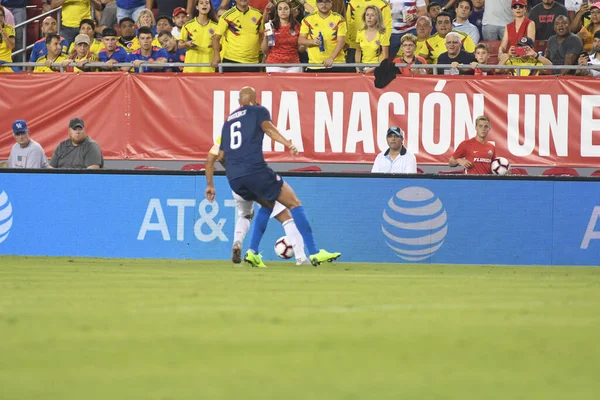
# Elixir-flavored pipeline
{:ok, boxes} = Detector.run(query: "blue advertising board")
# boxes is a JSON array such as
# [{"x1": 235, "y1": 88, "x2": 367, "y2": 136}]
[{"x1": 0, "y1": 172, "x2": 599, "y2": 266}]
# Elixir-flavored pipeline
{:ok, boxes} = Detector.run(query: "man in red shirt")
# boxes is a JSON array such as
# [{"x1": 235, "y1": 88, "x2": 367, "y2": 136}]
[{"x1": 448, "y1": 115, "x2": 495, "y2": 174}]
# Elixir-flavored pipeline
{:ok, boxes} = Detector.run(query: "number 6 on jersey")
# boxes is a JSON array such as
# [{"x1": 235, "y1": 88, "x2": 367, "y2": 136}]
[{"x1": 230, "y1": 121, "x2": 242, "y2": 149}]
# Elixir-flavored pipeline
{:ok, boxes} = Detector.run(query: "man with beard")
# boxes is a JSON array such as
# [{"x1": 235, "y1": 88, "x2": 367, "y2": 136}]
[
  {"x1": 546, "y1": 14, "x2": 583, "y2": 74},
  {"x1": 48, "y1": 118, "x2": 104, "y2": 169}
]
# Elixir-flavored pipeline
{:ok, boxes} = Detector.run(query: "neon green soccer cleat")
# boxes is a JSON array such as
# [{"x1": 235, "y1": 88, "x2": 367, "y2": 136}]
[
  {"x1": 309, "y1": 249, "x2": 341, "y2": 266},
  {"x1": 244, "y1": 250, "x2": 267, "y2": 268}
]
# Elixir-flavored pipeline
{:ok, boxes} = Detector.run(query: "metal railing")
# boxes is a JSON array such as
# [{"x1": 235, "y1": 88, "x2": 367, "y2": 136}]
[
  {"x1": 2, "y1": 61, "x2": 600, "y2": 75},
  {"x1": 11, "y1": 6, "x2": 62, "y2": 58}
]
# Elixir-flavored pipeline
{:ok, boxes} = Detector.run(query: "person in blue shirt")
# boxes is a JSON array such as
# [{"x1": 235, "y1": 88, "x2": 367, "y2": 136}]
[
  {"x1": 204, "y1": 86, "x2": 341, "y2": 268},
  {"x1": 116, "y1": 0, "x2": 147, "y2": 23},
  {"x1": 29, "y1": 16, "x2": 69, "y2": 63},
  {"x1": 98, "y1": 27, "x2": 129, "y2": 70},
  {"x1": 157, "y1": 29, "x2": 186, "y2": 71},
  {"x1": 469, "y1": 0, "x2": 484, "y2": 40},
  {"x1": 127, "y1": 26, "x2": 169, "y2": 72}
]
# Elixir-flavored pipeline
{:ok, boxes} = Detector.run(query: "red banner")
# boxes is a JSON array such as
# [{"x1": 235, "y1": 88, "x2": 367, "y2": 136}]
[{"x1": 1, "y1": 73, "x2": 600, "y2": 166}]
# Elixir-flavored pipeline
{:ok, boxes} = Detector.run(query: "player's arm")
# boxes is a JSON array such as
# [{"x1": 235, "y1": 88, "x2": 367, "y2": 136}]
[
  {"x1": 205, "y1": 150, "x2": 223, "y2": 202},
  {"x1": 261, "y1": 121, "x2": 298, "y2": 156},
  {"x1": 449, "y1": 142, "x2": 472, "y2": 168}
]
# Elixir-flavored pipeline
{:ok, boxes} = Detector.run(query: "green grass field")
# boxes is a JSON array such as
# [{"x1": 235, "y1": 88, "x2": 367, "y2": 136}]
[{"x1": 1, "y1": 257, "x2": 599, "y2": 400}]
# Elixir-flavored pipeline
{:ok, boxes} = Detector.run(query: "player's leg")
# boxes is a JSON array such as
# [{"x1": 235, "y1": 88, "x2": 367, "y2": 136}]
[
  {"x1": 273, "y1": 207, "x2": 309, "y2": 265},
  {"x1": 232, "y1": 191, "x2": 254, "y2": 264},
  {"x1": 244, "y1": 198, "x2": 274, "y2": 268},
  {"x1": 275, "y1": 182, "x2": 341, "y2": 266}
]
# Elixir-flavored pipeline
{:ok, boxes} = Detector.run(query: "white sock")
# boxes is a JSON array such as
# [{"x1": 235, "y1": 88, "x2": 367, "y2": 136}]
[
  {"x1": 282, "y1": 219, "x2": 306, "y2": 260},
  {"x1": 234, "y1": 217, "x2": 251, "y2": 244}
]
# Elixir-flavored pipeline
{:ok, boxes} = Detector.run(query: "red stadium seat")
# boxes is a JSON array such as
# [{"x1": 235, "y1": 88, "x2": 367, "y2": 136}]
[
  {"x1": 534, "y1": 40, "x2": 548, "y2": 53},
  {"x1": 181, "y1": 163, "x2": 205, "y2": 171},
  {"x1": 542, "y1": 167, "x2": 579, "y2": 176},
  {"x1": 417, "y1": 168, "x2": 424, "y2": 174},
  {"x1": 134, "y1": 165, "x2": 166, "y2": 170},
  {"x1": 288, "y1": 165, "x2": 322, "y2": 172},
  {"x1": 510, "y1": 167, "x2": 528, "y2": 175},
  {"x1": 590, "y1": 170, "x2": 600, "y2": 176},
  {"x1": 480, "y1": 40, "x2": 501, "y2": 65},
  {"x1": 438, "y1": 170, "x2": 463, "y2": 175}
]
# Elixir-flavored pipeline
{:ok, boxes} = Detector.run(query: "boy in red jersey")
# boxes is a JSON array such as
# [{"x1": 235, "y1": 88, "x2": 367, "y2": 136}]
[{"x1": 449, "y1": 115, "x2": 495, "y2": 174}]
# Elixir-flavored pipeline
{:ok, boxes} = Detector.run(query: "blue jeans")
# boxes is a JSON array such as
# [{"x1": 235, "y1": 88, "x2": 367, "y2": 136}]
[
  {"x1": 482, "y1": 25, "x2": 505, "y2": 41},
  {"x1": 117, "y1": 5, "x2": 146, "y2": 24}
]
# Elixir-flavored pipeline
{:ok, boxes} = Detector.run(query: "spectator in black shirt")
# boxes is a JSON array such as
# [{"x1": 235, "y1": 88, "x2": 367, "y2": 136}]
[{"x1": 437, "y1": 31, "x2": 476, "y2": 74}]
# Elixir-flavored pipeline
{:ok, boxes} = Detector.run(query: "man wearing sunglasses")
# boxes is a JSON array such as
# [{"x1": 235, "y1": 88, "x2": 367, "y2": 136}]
[{"x1": 7, "y1": 120, "x2": 48, "y2": 169}]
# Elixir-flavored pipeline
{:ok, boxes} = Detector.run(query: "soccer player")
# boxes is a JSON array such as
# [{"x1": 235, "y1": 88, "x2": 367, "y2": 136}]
[
  {"x1": 448, "y1": 115, "x2": 495, "y2": 174},
  {"x1": 205, "y1": 87, "x2": 341, "y2": 268},
  {"x1": 180, "y1": 0, "x2": 218, "y2": 73},
  {"x1": 205, "y1": 138, "x2": 309, "y2": 265}
]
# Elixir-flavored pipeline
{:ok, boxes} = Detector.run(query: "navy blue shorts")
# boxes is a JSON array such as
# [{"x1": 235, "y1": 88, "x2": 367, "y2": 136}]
[{"x1": 228, "y1": 168, "x2": 284, "y2": 202}]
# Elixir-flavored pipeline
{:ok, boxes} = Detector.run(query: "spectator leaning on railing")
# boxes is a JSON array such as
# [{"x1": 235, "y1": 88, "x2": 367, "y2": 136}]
[
  {"x1": 421, "y1": 12, "x2": 475, "y2": 63},
  {"x1": 127, "y1": 26, "x2": 169, "y2": 72},
  {"x1": 498, "y1": 35, "x2": 552, "y2": 76},
  {"x1": 261, "y1": 0, "x2": 304, "y2": 73},
  {"x1": 67, "y1": 19, "x2": 105, "y2": 56},
  {"x1": 393, "y1": 33, "x2": 427, "y2": 75},
  {"x1": 577, "y1": 29, "x2": 600, "y2": 76},
  {"x1": 157, "y1": 30, "x2": 186, "y2": 71},
  {"x1": 33, "y1": 34, "x2": 69, "y2": 72},
  {"x1": 437, "y1": 30, "x2": 476, "y2": 74},
  {"x1": 546, "y1": 14, "x2": 584, "y2": 74},
  {"x1": 472, "y1": 42, "x2": 493, "y2": 75},
  {"x1": 118, "y1": 17, "x2": 137, "y2": 52},
  {"x1": 62, "y1": 33, "x2": 99, "y2": 72},
  {"x1": 98, "y1": 27, "x2": 129, "y2": 70},
  {"x1": 345, "y1": 0, "x2": 391, "y2": 64},
  {"x1": 180, "y1": 0, "x2": 218, "y2": 73}
]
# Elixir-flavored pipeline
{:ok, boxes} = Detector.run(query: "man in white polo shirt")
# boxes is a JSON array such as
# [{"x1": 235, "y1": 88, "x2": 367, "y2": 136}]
[
  {"x1": 371, "y1": 126, "x2": 417, "y2": 173},
  {"x1": 8, "y1": 120, "x2": 48, "y2": 168}
]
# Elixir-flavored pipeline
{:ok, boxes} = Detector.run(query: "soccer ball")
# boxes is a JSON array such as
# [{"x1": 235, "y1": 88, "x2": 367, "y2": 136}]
[
  {"x1": 274, "y1": 236, "x2": 294, "y2": 259},
  {"x1": 491, "y1": 157, "x2": 511, "y2": 175}
]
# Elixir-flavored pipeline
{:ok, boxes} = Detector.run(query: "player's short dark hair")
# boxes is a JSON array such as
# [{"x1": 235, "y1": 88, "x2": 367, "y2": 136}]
[
  {"x1": 158, "y1": 30, "x2": 174, "y2": 39},
  {"x1": 156, "y1": 15, "x2": 173, "y2": 26},
  {"x1": 45, "y1": 33, "x2": 60, "y2": 45},
  {"x1": 435, "y1": 11, "x2": 452, "y2": 23},
  {"x1": 119, "y1": 17, "x2": 135, "y2": 26},
  {"x1": 427, "y1": 1, "x2": 441, "y2": 12},
  {"x1": 79, "y1": 18, "x2": 95, "y2": 30},
  {"x1": 102, "y1": 27, "x2": 118, "y2": 37},
  {"x1": 137, "y1": 26, "x2": 154, "y2": 37}
]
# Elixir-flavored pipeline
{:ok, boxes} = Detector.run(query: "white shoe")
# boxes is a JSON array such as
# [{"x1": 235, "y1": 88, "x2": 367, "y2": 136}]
[{"x1": 295, "y1": 257, "x2": 311, "y2": 266}]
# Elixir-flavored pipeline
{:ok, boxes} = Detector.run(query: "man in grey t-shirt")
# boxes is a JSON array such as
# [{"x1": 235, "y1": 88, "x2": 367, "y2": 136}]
[
  {"x1": 546, "y1": 15, "x2": 584, "y2": 74},
  {"x1": 8, "y1": 120, "x2": 48, "y2": 169},
  {"x1": 49, "y1": 118, "x2": 104, "y2": 169}
]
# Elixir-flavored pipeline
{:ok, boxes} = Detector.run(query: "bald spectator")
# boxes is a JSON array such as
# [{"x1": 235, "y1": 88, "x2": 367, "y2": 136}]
[
  {"x1": 8, "y1": 120, "x2": 48, "y2": 169},
  {"x1": 49, "y1": 118, "x2": 104, "y2": 169},
  {"x1": 546, "y1": 14, "x2": 584, "y2": 74},
  {"x1": 30, "y1": 17, "x2": 69, "y2": 63}
]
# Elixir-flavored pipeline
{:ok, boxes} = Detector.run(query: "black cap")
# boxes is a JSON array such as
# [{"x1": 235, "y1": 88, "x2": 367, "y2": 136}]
[
  {"x1": 517, "y1": 36, "x2": 535, "y2": 48},
  {"x1": 69, "y1": 118, "x2": 85, "y2": 129}
]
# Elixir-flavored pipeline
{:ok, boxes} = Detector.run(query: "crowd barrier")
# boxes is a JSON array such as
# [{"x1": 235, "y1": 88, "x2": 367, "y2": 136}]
[{"x1": 0, "y1": 171, "x2": 599, "y2": 266}]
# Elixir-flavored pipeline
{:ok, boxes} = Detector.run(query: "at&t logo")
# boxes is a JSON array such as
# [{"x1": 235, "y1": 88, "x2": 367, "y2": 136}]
[
  {"x1": 0, "y1": 191, "x2": 13, "y2": 244},
  {"x1": 381, "y1": 187, "x2": 448, "y2": 261}
]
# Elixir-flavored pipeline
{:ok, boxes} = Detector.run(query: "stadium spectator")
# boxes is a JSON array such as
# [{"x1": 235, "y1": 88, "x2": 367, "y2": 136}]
[
  {"x1": 171, "y1": 6, "x2": 189, "y2": 38},
  {"x1": 68, "y1": 19, "x2": 105, "y2": 55},
  {"x1": 346, "y1": 0, "x2": 391, "y2": 64},
  {"x1": 498, "y1": 35, "x2": 552, "y2": 75},
  {"x1": 49, "y1": 118, "x2": 104, "y2": 169},
  {"x1": 421, "y1": 12, "x2": 475, "y2": 63},
  {"x1": 472, "y1": 42, "x2": 494, "y2": 75},
  {"x1": 575, "y1": 2, "x2": 600, "y2": 52},
  {"x1": 482, "y1": 0, "x2": 512, "y2": 40},
  {"x1": 388, "y1": 0, "x2": 425, "y2": 60},
  {"x1": 569, "y1": 1, "x2": 590, "y2": 33},
  {"x1": 211, "y1": 0, "x2": 263, "y2": 72},
  {"x1": 158, "y1": 30, "x2": 186, "y2": 70},
  {"x1": 448, "y1": 115, "x2": 495, "y2": 175},
  {"x1": 428, "y1": 1, "x2": 442, "y2": 30},
  {"x1": 49, "y1": 0, "x2": 101, "y2": 46},
  {"x1": 30, "y1": 17, "x2": 69, "y2": 64},
  {"x1": 261, "y1": 0, "x2": 304, "y2": 73},
  {"x1": 127, "y1": 26, "x2": 169, "y2": 71},
  {"x1": 468, "y1": 0, "x2": 484, "y2": 39},
  {"x1": 299, "y1": 0, "x2": 347, "y2": 72},
  {"x1": 156, "y1": 15, "x2": 174, "y2": 36},
  {"x1": 355, "y1": 5, "x2": 389, "y2": 73},
  {"x1": 33, "y1": 34, "x2": 69, "y2": 72},
  {"x1": 180, "y1": 0, "x2": 218, "y2": 73},
  {"x1": 0, "y1": 5, "x2": 15, "y2": 72},
  {"x1": 118, "y1": 17, "x2": 137, "y2": 52},
  {"x1": 393, "y1": 33, "x2": 427, "y2": 74},
  {"x1": 98, "y1": 27, "x2": 129, "y2": 70},
  {"x1": 437, "y1": 30, "x2": 476, "y2": 74},
  {"x1": 546, "y1": 14, "x2": 584, "y2": 74},
  {"x1": 63, "y1": 34, "x2": 99, "y2": 71},
  {"x1": 95, "y1": 1, "x2": 117, "y2": 36},
  {"x1": 136, "y1": 8, "x2": 158, "y2": 36},
  {"x1": 8, "y1": 120, "x2": 48, "y2": 169},
  {"x1": 371, "y1": 126, "x2": 417, "y2": 173},
  {"x1": 453, "y1": 0, "x2": 480, "y2": 43},
  {"x1": 499, "y1": 0, "x2": 536, "y2": 57},
  {"x1": 116, "y1": 0, "x2": 146, "y2": 22},
  {"x1": 529, "y1": 0, "x2": 569, "y2": 41},
  {"x1": 577, "y1": 30, "x2": 600, "y2": 76},
  {"x1": 148, "y1": 0, "x2": 194, "y2": 17},
  {"x1": 3, "y1": 0, "x2": 25, "y2": 61}
]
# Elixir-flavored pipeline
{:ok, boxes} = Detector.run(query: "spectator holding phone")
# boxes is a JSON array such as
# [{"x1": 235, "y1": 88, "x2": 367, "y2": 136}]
[
  {"x1": 499, "y1": 0, "x2": 535, "y2": 57},
  {"x1": 577, "y1": 29, "x2": 600, "y2": 75},
  {"x1": 576, "y1": 2, "x2": 600, "y2": 52},
  {"x1": 498, "y1": 35, "x2": 552, "y2": 76}
]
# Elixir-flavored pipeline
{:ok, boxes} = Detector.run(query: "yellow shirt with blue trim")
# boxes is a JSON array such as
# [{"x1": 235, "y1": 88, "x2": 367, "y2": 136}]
[
  {"x1": 505, "y1": 57, "x2": 543, "y2": 76},
  {"x1": 355, "y1": 29, "x2": 389, "y2": 63},
  {"x1": 33, "y1": 54, "x2": 69, "y2": 72},
  {"x1": 421, "y1": 31, "x2": 475, "y2": 64},
  {"x1": 61, "y1": 0, "x2": 92, "y2": 28},
  {"x1": 216, "y1": 6, "x2": 263, "y2": 63},
  {"x1": 0, "y1": 24, "x2": 15, "y2": 62},
  {"x1": 346, "y1": 0, "x2": 392, "y2": 49},
  {"x1": 180, "y1": 18, "x2": 219, "y2": 73},
  {"x1": 300, "y1": 12, "x2": 348, "y2": 65}
]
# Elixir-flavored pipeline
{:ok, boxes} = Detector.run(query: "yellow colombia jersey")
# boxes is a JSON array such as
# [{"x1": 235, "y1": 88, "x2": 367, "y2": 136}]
[
  {"x1": 209, "y1": 136, "x2": 222, "y2": 156},
  {"x1": 421, "y1": 30, "x2": 475, "y2": 64},
  {"x1": 505, "y1": 57, "x2": 542, "y2": 76},
  {"x1": 61, "y1": 0, "x2": 92, "y2": 28},
  {"x1": 0, "y1": 24, "x2": 15, "y2": 62},
  {"x1": 180, "y1": 18, "x2": 219, "y2": 73},
  {"x1": 355, "y1": 29, "x2": 389, "y2": 63},
  {"x1": 68, "y1": 53, "x2": 99, "y2": 72},
  {"x1": 33, "y1": 54, "x2": 69, "y2": 72},
  {"x1": 300, "y1": 12, "x2": 347, "y2": 66},
  {"x1": 346, "y1": 0, "x2": 392, "y2": 49},
  {"x1": 216, "y1": 6, "x2": 263, "y2": 64},
  {"x1": 68, "y1": 39, "x2": 105, "y2": 56}
]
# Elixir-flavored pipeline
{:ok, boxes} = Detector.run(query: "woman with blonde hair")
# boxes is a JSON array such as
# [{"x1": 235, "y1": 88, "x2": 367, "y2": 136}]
[{"x1": 355, "y1": 5, "x2": 388, "y2": 73}]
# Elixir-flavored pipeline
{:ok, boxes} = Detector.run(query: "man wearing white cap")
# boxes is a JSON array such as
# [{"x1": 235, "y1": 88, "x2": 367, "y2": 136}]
[{"x1": 371, "y1": 126, "x2": 418, "y2": 173}]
